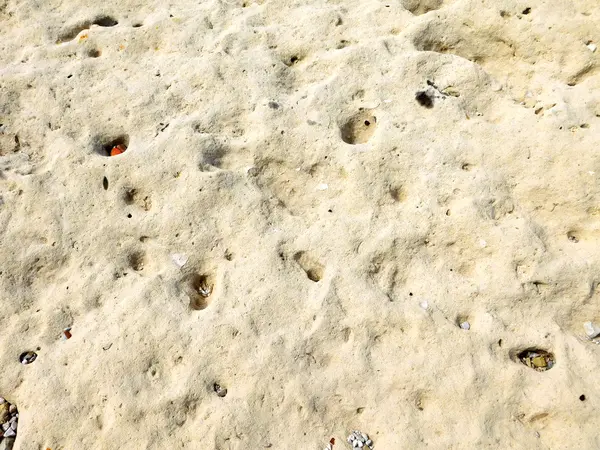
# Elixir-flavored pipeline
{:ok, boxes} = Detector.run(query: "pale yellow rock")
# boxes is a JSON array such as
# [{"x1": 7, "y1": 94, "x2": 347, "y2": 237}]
[{"x1": 0, "y1": 0, "x2": 600, "y2": 448}]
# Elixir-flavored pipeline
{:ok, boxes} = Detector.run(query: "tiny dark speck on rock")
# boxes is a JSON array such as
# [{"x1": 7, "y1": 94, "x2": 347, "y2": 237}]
[
  {"x1": 103, "y1": 176, "x2": 108, "y2": 190},
  {"x1": 127, "y1": 213, "x2": 132, "y2": 218},
  {"x1": 268, "y1": 102, "x2": 280, "y2": 109},
  {"x1": 522, "y1": 7, "x2": 531, "y2": 14},
  {"x1": 415, "y1": 91, "x2": 434, "y2": 108}
]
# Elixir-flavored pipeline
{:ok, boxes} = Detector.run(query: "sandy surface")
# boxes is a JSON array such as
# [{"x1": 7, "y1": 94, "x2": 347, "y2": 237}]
[{"x1": 1, "y1": 0, "x2": 600, "y2": 448}]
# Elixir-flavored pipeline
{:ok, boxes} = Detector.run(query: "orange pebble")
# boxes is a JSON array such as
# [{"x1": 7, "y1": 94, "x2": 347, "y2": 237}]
[{"x1": 110, "y1": 144, "x2": 127, "y2": 156}]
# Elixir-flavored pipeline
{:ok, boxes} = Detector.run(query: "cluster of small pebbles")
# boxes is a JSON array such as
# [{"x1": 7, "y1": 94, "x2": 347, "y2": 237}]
[
  {"x1": 347, "y1": 431, "x2": 373, "y2": 449},
  {"x1": 518, "y1": 349, "x2": 555, "y2": 371},
  {"x1": 0, "y1": 397, "x2": 18, "y2": 449}
]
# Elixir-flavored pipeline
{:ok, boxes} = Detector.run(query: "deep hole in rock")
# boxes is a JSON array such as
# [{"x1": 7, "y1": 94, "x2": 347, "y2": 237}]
[
  {"x1": 93, "y1": 16, "x2": 118, "y2": 27},
  {"x1": 514, "y1": 348, "x2": 555, "y2": 371},
  {"x1": 97, "y1": 135, "x2": 129, "y2": 157},
  {"x1": 187, "y1": 273, "x2": 216, "y2": 310},
  {"x1": 415, "y1": 91, "x2": 434, "y2": 108},
  {"x1": 340, "y1": 111, "x2": 377, "y2": 144}
]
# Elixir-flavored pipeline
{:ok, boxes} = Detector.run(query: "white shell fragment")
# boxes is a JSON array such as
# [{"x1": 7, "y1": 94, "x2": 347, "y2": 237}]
[
  {"x1": 460, "y1": 321, "x2": 471, "y2": 330},
  {"x1": 171, "y1": 253, "x2": 188, "y2": 268},
  {"x1": 583, "y1": 321, "x2": 600, "y2": 339},
  {"x1": 587, "y1": 42, "x2": 597, "y2": 52}
]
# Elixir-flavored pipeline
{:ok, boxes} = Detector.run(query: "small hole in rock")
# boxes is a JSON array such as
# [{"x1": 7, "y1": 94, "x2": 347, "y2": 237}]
[
  {"x1": 580, "y1": 394, "x2": 586, "y2": 401},
  {"x1": 294, "y1": 252, "x2": 324, "y2": 282},
  {"x1": 103, "y1": 176, "x2": 108, "y2": 190},
  {"x1": 415, "y1": 91, "x2": 434, "y2": 108},
  {"x1": 456, "y1": 316, "x2": 470, "y2": 330},
  {"x1": 522, "y1": 7, "x2": 531, "y2": 14},
  {"x1": 98, "y1": 135, "x2": 129, "y2": 157},
  {"x1": 341, "y1": 111, "x2": 377, "y2": 144},
  {"x1": 127, "y1": 213, "x2": 132, "y2": 218},
  {"x1": 19, "y1": 351, "x2": 37, "y2": 365},
  {"x1": 515, "y1": 348, "x2": 555, "y2": 371},
  {"x1": 187, "y1": 273, "x2": 216, "y2": 310},
  {"x1": 213, "y1": 383, "x2": 227, "y2": 397},
  {"x1": 132, "y1": 23, "x2": 143, "y2": 28},
  {"x1": 129, "y1": 252, "x2": 146, "y2": 271},
  {"x1": 93, "y1": 16, "x2": 118, "y2": 27},
  {"x1": 88, "y1": 49, "x2": 101, "y2": 58}
]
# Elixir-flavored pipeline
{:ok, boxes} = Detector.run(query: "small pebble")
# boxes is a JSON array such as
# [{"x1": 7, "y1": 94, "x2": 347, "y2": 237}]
[
  {"x1": 587, "y1": 43, "x2": 597, "y2": 52},
  {"x1": 420, "y1": 301, "x2": 429, "y2": 310},
  {"x1": 583, "y1": 321, "x2": 600, "y2": 339},
  {"x1": 61, "y1": 328, "x2": 72, "y2": 340},
  {"x1": 171, "y1": 253, "x2": 188, "y2": 268},
  {"x1": 10, "y1": 421, "x2": 16, "y2": 431},
  {"x1": 0, "y1": 398, "x2": 4, "y2": 404},
  {"x1": 460, "y1": 321, "x2": 471, "y2": 330},
  {"x1": 3, "y1": 428, "x2": 15, "y2": 437},
  {"x1": 2, "y1": 423, "x2": 9, "y2": 431},
  {"x1": 8, "y1": 405, "x2": 16, "y2": 414}
]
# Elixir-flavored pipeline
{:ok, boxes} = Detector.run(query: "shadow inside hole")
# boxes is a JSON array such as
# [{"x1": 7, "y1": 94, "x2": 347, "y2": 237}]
[
  {"x1": 93, "y1": 16, "x2": 118, "y2": 27},
  {"x1": 340, "y1": 112, "x2": 377, "y2": 144},
  {"x1": 284, "y1": 54, "x2": 302, "y2": 66},
  {"x1": 511, "y1": 348, "x2": 555, "y2": 371},
  {"x1": 95, "y1": 135, "x2": 129, "y2": 157},
  {"x1": 293, "y1": 252, "x2": 324, "y2": 282},
  {"x1": 87, "y1": 48, "x2": 101, "y2": 58},
  {"x1": 187, "y1": 273, "x2": 215, "y2": 310},
  {"x1": 415, "y1": 91, "x2": 434, "y2": 108},
  {"x1": 128, "y1": 251, "x2": 146, "y2": 271}
]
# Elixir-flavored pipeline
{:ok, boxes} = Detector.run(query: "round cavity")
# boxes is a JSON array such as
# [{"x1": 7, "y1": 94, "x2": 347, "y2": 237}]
[
  {"x1": 515, "y1": 348, "x2": 555, "y2": 371},
  {"x1": 19, "y1": 351, "x2": 37, "y2": 365},
  {"x1": 187, "y1": 273, "x2": 216, "y2": 310},
  {"x1": 340, "y1": 111, "x2": 377, "y2": 144},
  {"x1": 95, "y1": 135, "x2": 129, "y2": 157}
]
